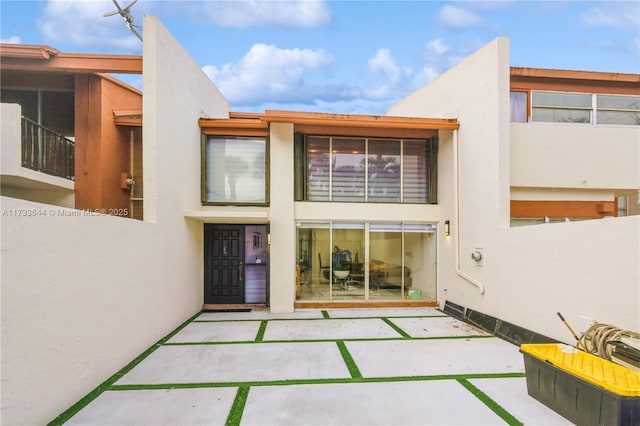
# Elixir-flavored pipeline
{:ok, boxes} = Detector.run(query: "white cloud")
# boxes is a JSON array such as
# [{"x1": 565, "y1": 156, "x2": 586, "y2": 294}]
[
  {"x1": 203, "y1": 43, "x2": 342, "y2": 105},
  {"x1": 580, "y1": 2, "x2": 640, "y2": 30},
  {"x1": 1, "y1": 36, "x2": 22, "y2": 44},
  {"x1": 202, "y1": 38, "x2": 487, "y2": 114},
  {"x1": 187, "y1": 0, "x2": 331, "y2": 28},
  {"x1": 425, "y1": 39, "x2": 449, "y2": 56},
  {"x1": 38, "y1": 0, "x2": 145, "y2": 50},
  {"x1": 368, "y1": 49, "x2": 402, "y2": 84},
  {"x1": 365, "y1": 48, "x2": 417, "y2": 100},
  {"x1": 423, "y1": 38, "x2": 485, "y2": 73},
  {"x1": 437, "y1": 4, "x2": 488, "y2": 30}
]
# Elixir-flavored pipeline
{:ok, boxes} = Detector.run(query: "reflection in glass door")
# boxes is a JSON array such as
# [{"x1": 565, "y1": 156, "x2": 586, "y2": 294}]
[
  {"x1": 296, "y1": 222, "x2": 436, "y2": 301},
  {"x1": 331, "y1": 223, "x2": 365, "y2": 300},
  {"x1": 369, "y1": 223, "x2": 403, "y2": 300},
  {"x1": 296, "y1": 223, "x2": 330, "y2": 301},
  {"x1": 403, "y1": 224, "x2": 437, "y2": 300}
]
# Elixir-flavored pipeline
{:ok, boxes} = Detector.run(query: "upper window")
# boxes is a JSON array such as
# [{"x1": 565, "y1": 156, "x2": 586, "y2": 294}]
[
  {"x1": 529, "y1": 91, "x2": 639, "y2": 126},
  {"x1": 510, "y1": 92, "x2": 527, "y2": 123},
  {"x1": 202, "y1": 136, "x2": 268, "y2": 205},
  {"x1": 596, "y1": 94, "x2": 640, "y2": 126},
  {"x1": 532, "y1": 92, "x2": 592, "y2": 124},
  {"x1": 295, "y1": 135, "x2": 437, "y2": 204}
]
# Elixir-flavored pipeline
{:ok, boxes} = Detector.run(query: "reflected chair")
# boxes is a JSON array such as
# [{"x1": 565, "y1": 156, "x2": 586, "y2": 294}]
[{"x1": 318, "y1": 253, "x2": 330, "y2": 282}]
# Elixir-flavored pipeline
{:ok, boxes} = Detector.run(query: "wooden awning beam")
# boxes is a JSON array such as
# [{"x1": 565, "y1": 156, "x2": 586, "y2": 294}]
[
  {"x1": 263, "y1": 110, "x2": 459, "y2": 130},
  {"x1": 199, "y1": 110, "x2": 458, "y2": 137},
  {"x1": 510, "y1": 67, "x2": 640, "y2": 84},
  {"x1": 1, "y1": 44, "x2": 142, "y2": 74}
]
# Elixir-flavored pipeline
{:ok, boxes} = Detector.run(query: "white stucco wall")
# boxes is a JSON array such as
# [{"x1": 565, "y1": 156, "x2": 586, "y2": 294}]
[
  {"x1": 492, "y1": 216, "x2": 640, "y2": 339},
  {"x1": 389, "y1": 37, "x2": 640, "y2": 341},
  {"x1": 511, "y1": 123, "x2": 640, "y2": 190},
  {"x1": 0, "y1": 16, "x2": 230, "y2": 424}
]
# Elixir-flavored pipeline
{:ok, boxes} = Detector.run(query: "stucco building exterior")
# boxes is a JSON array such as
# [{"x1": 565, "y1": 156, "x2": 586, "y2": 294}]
[{"x1": 1, "y1": 16, "x2": 638, "y2": 424}]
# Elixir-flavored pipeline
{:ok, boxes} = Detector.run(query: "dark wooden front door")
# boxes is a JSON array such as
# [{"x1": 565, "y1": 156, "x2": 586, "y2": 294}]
[{"x1": 204, "y1": 224, "x2": 245, "y2": 304}]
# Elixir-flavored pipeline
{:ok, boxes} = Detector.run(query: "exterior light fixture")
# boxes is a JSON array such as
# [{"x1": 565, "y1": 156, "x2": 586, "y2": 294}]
[{"x1": 444, "y1": 220, "x2": 450, "y2": 236}]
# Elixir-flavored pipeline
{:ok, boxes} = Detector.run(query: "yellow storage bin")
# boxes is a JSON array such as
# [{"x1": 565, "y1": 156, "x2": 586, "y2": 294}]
[{"x1": 520, "y1": 343, "x2": 640, "y2": 425}]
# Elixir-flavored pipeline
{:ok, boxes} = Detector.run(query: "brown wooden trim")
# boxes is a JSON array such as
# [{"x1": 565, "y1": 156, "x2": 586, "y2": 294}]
[
  {"x1": 510, "y1": 67, "x2": 640, "y2": 95},
  {"x1": 510, "y1": 200, "x2": 616, "y2": 219},
  {"x1": 511, "y1": 78, "x2": 639, "y2": 95},
  {"x1": 199, "y1": 116, "x2": 269, "y2": 136},
  {"x1": 201, "y1": 110, "x2": 453, "y2": 137},
  {"x1": 510, "y1": 67, "x2": 640, "y2": 84},
  {"x1": 114, "y1": 117, "x2": 143, "y2": 127},
  {"x1": 201, "y1": 128, "x2": 270, "y2": 137},
  {"x1": 202, "y1": 304, "x2": 268, "y2": 311},
  {"x1": 265, "y1": 110, "x2": 459, "y2": 130},
  {"x1": 294, "y1": 300, "x2": 438, "y2": 309},
  {"x1": 113, "y1": 109, "x2": 143, "y2": 127},
  {"x1": 294, "y1": 124, "x2": 438, "y2": 139},
  {"x1": 1, "y1": 47, "x2": 142, "y2": 74},
  {"x1": 0, "y1": 44, "x2": 59, "y2": 59}
]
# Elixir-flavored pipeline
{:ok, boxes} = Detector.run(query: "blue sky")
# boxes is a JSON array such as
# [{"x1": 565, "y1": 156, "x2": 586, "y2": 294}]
[{"x1": 1, "y1": 0, "x2": 639, "y2": 115}]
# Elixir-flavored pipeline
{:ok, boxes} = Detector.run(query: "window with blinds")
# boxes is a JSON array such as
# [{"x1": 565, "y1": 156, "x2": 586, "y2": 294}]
[
  {"x1": 295, "y1": 135, "x2": 437, "y2": 204},
  {"x1": 332, "y1": 138, "x2": 365, "y2": 202},
  {"x1": 368, "y1": 139, "x2": 400, "y2": 203},
  {"x1": 203, "y1": 136, "x2": 268, "y2": 205}
]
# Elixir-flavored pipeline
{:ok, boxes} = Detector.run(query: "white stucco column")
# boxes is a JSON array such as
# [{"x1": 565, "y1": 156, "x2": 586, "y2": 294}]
[{"x1": 268, "y1": 122, "x2": 296, "y2": 312}]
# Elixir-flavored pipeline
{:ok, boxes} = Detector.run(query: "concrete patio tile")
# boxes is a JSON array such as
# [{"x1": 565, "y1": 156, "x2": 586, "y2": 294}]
[
  {"x1": 63, "y1": 310, "x2": 567, "y2": 426},
  {"x1": 240, "y1": 380, "x2": 505, "y2": 425},
  {"x1": 166, "y1": 321, "x2": 262, "y2": 343},
  {"x1": 468, "y1": 377, "x2": 573, "y2": 425},
  {"x1": 262, "y1": 318, "x2": 402, "y2": 341},
  {"x1": 195, "y1": 309, "x2": 324, "y2": 321},
  {"x1": 116, "y1": 342, "x2": 351, "y2": 385},
  {"x1": 326, "y1": 308, "x2": 445, "y2": 318},
  {"x1": 65, "y1": 388, "x2": 237, "y2": 426},
  {"x1": 388, "y1": 316, "x2": 490, "y2": 338},
  {"x1": 347, "y1": 338, "x2": 524, "y2": 378}
]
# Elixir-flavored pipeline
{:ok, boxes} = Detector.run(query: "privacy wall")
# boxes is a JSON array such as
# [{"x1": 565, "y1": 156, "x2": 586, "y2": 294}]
[
  {"x1": 389, "y1": 37, "x2": 640, "y2": 341},
  {"x1": 0, "y1": 16, "x2": 229, "y2": 424}
]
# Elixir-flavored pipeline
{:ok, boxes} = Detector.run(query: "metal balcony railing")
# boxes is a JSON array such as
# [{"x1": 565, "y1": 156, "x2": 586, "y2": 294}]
[{"x1": 21, "y1": 116, "x2": 75, "y2": 180}]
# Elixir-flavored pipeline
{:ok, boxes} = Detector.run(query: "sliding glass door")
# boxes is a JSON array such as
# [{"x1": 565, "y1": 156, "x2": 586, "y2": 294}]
[{"x1": 296, "y1": 222, "x2": 436, "y2": 301}]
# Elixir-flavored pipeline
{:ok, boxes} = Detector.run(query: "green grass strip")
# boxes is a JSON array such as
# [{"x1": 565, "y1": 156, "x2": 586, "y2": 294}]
[
  {"x1": 225, "y1": 386, "x2": 250, "y2": 426},
  {"x1": 381, "y1": 317, "x2": 411, "y2": 338},
  {"x1": 47, "y1": 310, "x2": 202, "y2": 426},
  {"x1": 336, "y1": 341, "x2": 362, "y2": 379},
  {"x1": 193, "y1": 314, "x2": 448, "y2": 323},
  {"x1": 161, "y1": 334, "x2": 497, "y2": 346},
  {"x1": 457, "y1": 378, "x2": 523, "y2": 426},
  {"x1": 108, "y1": 372, "x2": 526, "y2": 391},
  {"x1": 255, "y1": 320, "x2": 267, "y2": 342}
]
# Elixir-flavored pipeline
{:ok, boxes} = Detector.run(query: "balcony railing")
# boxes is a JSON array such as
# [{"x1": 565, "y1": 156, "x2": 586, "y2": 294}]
[{"x1": 21, "y1": 116, "x2": 74, "y2": 180}]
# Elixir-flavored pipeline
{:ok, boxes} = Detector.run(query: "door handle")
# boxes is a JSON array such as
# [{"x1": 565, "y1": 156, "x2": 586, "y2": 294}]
[{"x1": 239, "y1": 262, "x2": 243, "y2": 281}]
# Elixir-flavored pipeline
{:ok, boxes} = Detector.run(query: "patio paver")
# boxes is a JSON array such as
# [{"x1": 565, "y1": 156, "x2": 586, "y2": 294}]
[
  {"x1": 262, "y1": 318, "x2": 403, "y2": 341},
  {"x1": 60, "y1": 308, "x2": 568, "y2": 425},
  {"x1": 65, "y1": 388, "x2": 236, "y2": 426},
  {"x1": 116, "y1": 342, "x2": 352, "y2": 385},
  {"x1": 347, "y1": 337, "x2": 524, "y2": 378},
  {"x1": 241, "y1": 380, "x2": 506, "y2": 425}
]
